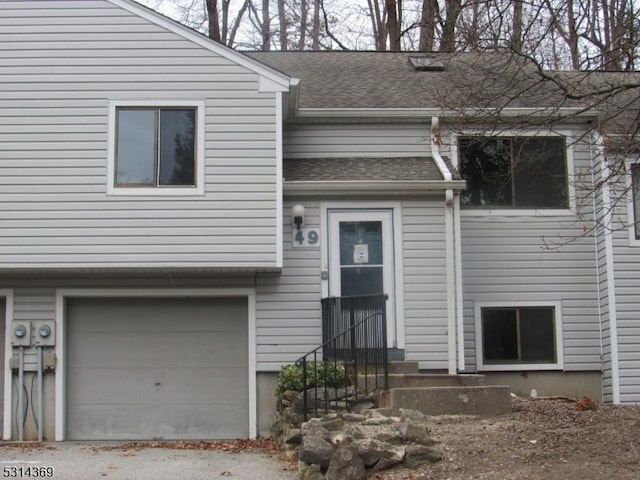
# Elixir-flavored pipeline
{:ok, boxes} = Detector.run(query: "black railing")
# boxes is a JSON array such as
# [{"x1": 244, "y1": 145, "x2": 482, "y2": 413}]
[{"x1": 296, "y1": 294, "x2": 388, "y2": 420}]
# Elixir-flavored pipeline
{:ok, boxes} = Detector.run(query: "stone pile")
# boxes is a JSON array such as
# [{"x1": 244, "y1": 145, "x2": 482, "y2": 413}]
[{"x1": 274, "y1": 390, "x2": 442, "y2": 480}]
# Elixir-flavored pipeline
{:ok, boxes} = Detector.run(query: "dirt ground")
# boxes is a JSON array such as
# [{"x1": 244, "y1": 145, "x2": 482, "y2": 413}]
[{"x1": 376, "y1": 396, "x2": 640, "y2": 480}]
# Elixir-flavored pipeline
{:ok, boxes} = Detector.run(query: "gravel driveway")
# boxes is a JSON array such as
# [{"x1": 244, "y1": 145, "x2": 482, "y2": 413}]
[{"x1": 1, "y1": 441, "x2": 297, "y2": 480}]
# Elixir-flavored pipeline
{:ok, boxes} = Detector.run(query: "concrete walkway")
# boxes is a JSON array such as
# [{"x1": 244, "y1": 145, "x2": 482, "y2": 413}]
[{"x1": 0, "y1": 442, "x2": 297, "y2": 480}]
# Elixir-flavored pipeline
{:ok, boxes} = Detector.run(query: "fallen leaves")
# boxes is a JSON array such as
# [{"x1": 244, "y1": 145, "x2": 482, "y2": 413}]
[
  {"x1": 96, "y1": 437, "x2": 280, "y2": 455},
  {"x1": 0, "y1": 442, "x2": 56, "y2": 452}
]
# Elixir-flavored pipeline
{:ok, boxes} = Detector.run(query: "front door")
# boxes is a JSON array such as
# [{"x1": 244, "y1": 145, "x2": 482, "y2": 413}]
[{"x1": 328, "y1": 210, "x2": 397, "y2": 347}]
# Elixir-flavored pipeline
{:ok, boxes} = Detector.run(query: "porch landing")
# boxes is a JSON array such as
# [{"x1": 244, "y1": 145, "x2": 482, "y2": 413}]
[{"x1": 376, "y1": 362, "x2": 512, "y2": 416}]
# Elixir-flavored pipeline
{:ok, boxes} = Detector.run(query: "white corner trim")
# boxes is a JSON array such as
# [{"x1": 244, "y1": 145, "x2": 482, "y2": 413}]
[
  {"x1": 276, "y1": 92, "x2": 284, "y2": 269},
  {"x1": 444, "y1": 198, "x2": 457, "y2": 374},
  {"x1": 596, "y1": 136, "x2": 621, "y2": 403},
  {"x1": 453, "y1": 195, "x2": 465, "y2": 372},
  {"x1": 474, "y1": 300, "x2": 565, "y2": 372},
  {"x1": 2, "y1": 290, "x2": 14, "y2": 440},
  {"x1": 54, "y1": 288, "x2": 258, "y2": 441},
  {"x1": 106, "y1": 100, "x2": 206, "y2": 196},
  {"x1": 108, "y1": 0, "x2": 290, "y2": 90},
  {"x1": 392, "y1": 207, "x2": 406, "y2": 350}
]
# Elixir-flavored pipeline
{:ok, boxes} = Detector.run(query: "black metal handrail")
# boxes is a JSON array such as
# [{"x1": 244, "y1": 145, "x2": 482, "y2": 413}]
[{"x1": 295, "y1": 294, "x2": 388, "y2": 420}]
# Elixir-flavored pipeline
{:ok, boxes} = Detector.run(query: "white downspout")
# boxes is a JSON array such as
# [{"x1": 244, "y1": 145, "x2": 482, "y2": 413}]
[
  {"x1": 593, "y1": 132, "x2": 621, "y2": 404},
  {"x1": 431, "y1": 117, "x2": 458, "y2": 375}
]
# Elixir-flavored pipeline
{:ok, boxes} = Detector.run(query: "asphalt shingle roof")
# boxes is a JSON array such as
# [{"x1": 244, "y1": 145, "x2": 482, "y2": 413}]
[
  {"x1": 249, "y1": 51, "x2": 639, "y2": 143},
  {"x1": 284, "y1": 157, "x2": 461, "y2": 182}
]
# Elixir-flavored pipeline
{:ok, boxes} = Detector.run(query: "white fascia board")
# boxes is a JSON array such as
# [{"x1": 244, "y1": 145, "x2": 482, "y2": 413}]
[
  {"x1": 284, "y1": 180, "x2": 467, "y2": 196},
  {"x1": 293, "y1": 107, "x2": 598, "y2": 122},
  {"x1": 110, "y1": 0, "x2": 291, "y2": 91}
]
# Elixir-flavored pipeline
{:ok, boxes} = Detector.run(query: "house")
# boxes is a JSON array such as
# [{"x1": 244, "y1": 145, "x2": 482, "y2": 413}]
[{"x1": 0, "y1": 0, "x2": 638, "y2": 441}]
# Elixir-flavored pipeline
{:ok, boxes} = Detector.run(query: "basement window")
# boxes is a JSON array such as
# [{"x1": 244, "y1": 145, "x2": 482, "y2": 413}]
[{"x1": 476, "y1": 304, "x2": 563, "y2": 371}]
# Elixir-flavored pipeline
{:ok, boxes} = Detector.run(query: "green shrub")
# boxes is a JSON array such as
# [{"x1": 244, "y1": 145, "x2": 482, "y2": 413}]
[{"x1": 276, "y1": 362, "x2": 348, "y2": 394}]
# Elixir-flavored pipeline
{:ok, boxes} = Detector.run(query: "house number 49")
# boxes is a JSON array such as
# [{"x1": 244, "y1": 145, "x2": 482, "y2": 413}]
[{"x1": 293, "y1": 228, "x2": 320, "y2": 247}]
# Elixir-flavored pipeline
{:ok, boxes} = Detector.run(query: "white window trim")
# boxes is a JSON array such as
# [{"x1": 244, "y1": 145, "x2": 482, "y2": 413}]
[
  {"x1": 450, "y1": 129, "x2": 576, "y2": 216},
  {"x1": 54, "y1": 288, "x2": 257, "y2": 441},
  {"x1": 107, "y1": 100, "x2": 206, "y2": 196},
  {"x1": 626, "y1": 158, "x2": 640, "y2": 246},
  {"x1": 474, "y1": 300, "x2": 564, "y2": 372}
]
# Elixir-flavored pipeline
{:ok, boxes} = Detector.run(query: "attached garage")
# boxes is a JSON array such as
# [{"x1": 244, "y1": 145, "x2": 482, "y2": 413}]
[{"x1": 65, "y1": 296, "x2": 249, "y2": 440}]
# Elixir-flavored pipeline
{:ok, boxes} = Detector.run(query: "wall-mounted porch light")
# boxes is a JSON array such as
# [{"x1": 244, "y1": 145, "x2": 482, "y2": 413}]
[{"x1": 292, "y1": 204, "x2": 305, "y2": 230}]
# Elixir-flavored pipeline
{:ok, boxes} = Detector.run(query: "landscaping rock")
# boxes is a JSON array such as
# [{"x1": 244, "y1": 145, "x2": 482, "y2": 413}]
[
  {"x1": 325, "y1": 445, "x2": 366, "y2": 480},
  {"x1": 355, "y1": 438, "x2": 404, "y2": 469},
  {"x1": 342, "y1": 413, "x2": 366, "y2": 422},
  {"x1": 298, "y1": 435, "x2": 334, "y2": 469},
  {"x1": 405, "y1": 444, "x2": 443, "y2": 465},
  {"x1": 298, "y1": 462, "x2": 324, "y2": 480},
  {"x1": 370, "y1": 446, "x2": 406, "y2": 472},
  {"x1": 285, "y1": 428, "x2": 303, "y2": 445},
  {"x1": 398, "y1": 421, "x2": 435, "y2": 444}
]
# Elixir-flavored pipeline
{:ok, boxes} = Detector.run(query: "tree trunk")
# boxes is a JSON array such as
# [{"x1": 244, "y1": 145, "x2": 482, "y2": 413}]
[
  {"x1": 312, "y1": 0, "x2": 321, "y2": 49},
  {"x1": 439, "y1": 0, "x2": 461, "y2": 52},
  {"x1": 278, "y1": 0, "x2": 288, "y2": 50},
  {"x1": 262, "y1": 0, "x2": 271, "y2": 51},
  {"x1": 386, "y1": 0, "x2": 400, "y2": 50},
  {"x1": 299, "y1": 0, "x2": 308, "y2": 50},
  {"x1": 512, "y1": 0, "x2": 523, "y2": 51},
  {"x1": 206, "y1": 0, "x2": 221, "y2": 42},
  {"x1": 419, "y1": 0, "x2": 437, "y2": 51}
]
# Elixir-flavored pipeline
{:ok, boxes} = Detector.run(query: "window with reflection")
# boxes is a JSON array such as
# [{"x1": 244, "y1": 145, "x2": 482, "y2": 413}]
[
  {"x1": 115, "y1": 107, "x2": 196, "y2": 188},
  {"x1": 459, "y1": 137, "x2": 568, "y2": 209}
]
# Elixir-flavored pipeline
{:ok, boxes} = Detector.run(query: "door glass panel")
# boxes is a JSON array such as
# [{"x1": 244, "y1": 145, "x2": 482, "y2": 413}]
[
  {"x1": 339, "y1": 221, "x2": 383, "y2": 266},
  {"x1": 341, "y1": 266, "x2": 384, "y2": 296},
  {"x1": 338, "y1": 221, "x2": 384, "y2": 296}
]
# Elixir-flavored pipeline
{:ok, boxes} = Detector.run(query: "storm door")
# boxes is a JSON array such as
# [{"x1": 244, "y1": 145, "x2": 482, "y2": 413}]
[{"x1": 328, "y1": 210, "x2": 397, "y2": 347}]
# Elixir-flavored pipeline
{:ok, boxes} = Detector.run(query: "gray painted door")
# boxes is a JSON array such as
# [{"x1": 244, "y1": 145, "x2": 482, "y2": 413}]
[
  {"x1": 0, "y1": 298, "x2": 4, "y2": 433},
  {"x1": 66, "y1": 297, "x2": 248, "y2": 440}
]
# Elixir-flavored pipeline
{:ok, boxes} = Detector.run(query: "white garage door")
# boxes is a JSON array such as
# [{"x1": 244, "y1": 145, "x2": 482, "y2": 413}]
[{"x1": 66, "y1": 297, "x2": 248, "y2": 440}]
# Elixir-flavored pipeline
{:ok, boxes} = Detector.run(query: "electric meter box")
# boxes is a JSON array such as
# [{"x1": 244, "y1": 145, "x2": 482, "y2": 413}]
[
  {"x1": 11, "y1": 322, "x2": 32, "y2": 346},
  {"x1": 33, "y1": 321, "x2": 56, "y2": 346}
]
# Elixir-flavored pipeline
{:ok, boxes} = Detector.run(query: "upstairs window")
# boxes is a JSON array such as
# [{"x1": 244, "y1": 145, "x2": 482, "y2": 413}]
[
  {"x1": 459, "y1": 136, "x2": 568, "y2": 209},
  {"x1": 633, "y1": 165, "x2": 640, "y2": 240},
  {"x1": 115, "y1": 107, "x2": 197, "y2": 188}
]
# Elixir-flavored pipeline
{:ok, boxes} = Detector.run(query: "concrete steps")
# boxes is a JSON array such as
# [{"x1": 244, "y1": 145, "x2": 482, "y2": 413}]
[{"x1": 373, "y1": 362, "x2": 512, "y2": 416}]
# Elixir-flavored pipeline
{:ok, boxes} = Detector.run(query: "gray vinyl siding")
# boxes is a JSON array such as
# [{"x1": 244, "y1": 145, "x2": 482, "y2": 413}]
[
  {"x1": 401, "y1": 200, "x2": 449, "y2": 370},
  {"x1": 256, "y1": 200, "x2": 323, "y2": 370},
  {"x1": 451, "y1": 133, "x2": 602, "y2": 372},
  {"x1": 284, "y1": 124, "x2": 431, "y2": 158},
  {"x1": 607, "y1": 154, "x2": 640, "y2": 403},
  {"x1": 254, "y1": 197, "x2": 449, "y2": 371},
  {"x1": 0, "y1": 0, "x2": 279, "y2": 269}
]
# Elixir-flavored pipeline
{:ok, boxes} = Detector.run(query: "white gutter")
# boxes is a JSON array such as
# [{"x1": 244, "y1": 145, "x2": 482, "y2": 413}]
[
  {"x1": 284, "y1": 180, "x2": 466, "y2": 196},
  {"x1": 593, "y1": 132, "x2": 622, "y2": 404},
  {"x1": 294, "y1": 107, "x2": 598, "y2": 121},
  {"x1": 431, "y1": 117, "x2": 458, "y2": 375}
]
